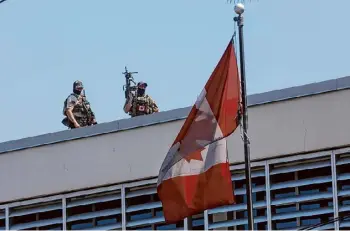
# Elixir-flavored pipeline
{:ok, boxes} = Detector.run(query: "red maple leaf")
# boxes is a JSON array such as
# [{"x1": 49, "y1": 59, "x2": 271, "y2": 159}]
[
  {"x1": 178, "y1": 109, "x2": 216, "y2": 163},
  {"x1": 183, "y1": 149, "x2": 204, "y2": 162}
]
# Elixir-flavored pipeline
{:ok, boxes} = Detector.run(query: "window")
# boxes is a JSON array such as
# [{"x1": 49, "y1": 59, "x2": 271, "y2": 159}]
[
  {"x1": 9, "y1": 200, "x2": 62, "y2": 230},
  {"x1": 1, "y1": 149, "x2": 348, "y2": 230},
  {"x1": 207, "y1": 166, "x2": 267, "y2": 230},
  {"x1": 66, "y1": 189, "x2": 122, "y2": 230},
  {"x1": 336, "y1": 153, "x2": 350, "y2": 230},
  {"x1": 0, "y1": 210, "x2": 5, "y2": 230},
  {"x1": 270, "y1": 157, "x2": 333, "y2": 230},
  {"x1": 125, "y1": 183, "x2": 183, "y2": 230},
  {"x1": 190, "y1": 213, "x2": 205, "y2": 230}
]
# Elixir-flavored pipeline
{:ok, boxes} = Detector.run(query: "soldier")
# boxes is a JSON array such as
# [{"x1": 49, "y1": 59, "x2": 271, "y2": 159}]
[
  {"x1": 123, "y1": 81, "x2": 159, "y2": 117},
  {"x1": 62, "y1": 80, "x2": 97, "y2": 129}
]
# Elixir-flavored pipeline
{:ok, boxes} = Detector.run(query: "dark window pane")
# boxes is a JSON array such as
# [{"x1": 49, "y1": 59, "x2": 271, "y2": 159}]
[
  {"x1": 274, "y1": 219, "x2": 297, "y2": 229},
  {"x1": 71, "y1": 221, "x2": 93, "y2": 230},
  {"x1": 274, "y1": 205, "x2": 297, "y2": 214},
  {"x1": 157, "y1": 224, "x2": 176, "y2": 230}
]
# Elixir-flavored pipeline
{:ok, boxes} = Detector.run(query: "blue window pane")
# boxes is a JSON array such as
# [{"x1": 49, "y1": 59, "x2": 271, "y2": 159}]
[
  {"x1": 157, "y1": 224, "x2": 176, "y2": 230},
  {"x1": 156, "y1": 210, "x2": 163, "y2": 216},
  {"x1": 97, "y1": 218, "x2": 117, "y2": 226},
  {"x1": 242, "y1": 193, "x2": 260, "y2": 203},
  {"x1": 302, "y1": 218, "x2": 321, "y2": 226},
  {"x1": 276, "y1": 221, "x2": 297, "y2": 229},
  {"x1": 276, "y1": 206, "x2": 296, "y2": 214},
  {"x1": 342, "y1": 185, "x2": 350, "y2": 190},
  {"x1": 71, "y1": 222, "x2": 93, "y2": 229},
  {"x1": 130, "y1": 212, "x2": 152, "y2": 221},
  {"x1": 342, "y1": 200, "x2": 350, "y2": 205},
  {"x1": 275, "y1": 191, "x2": 295, "y2": 199},
  {"x1": 243, "y1": 210, "x2": 259, "y2": 217},
  {"x1": 193, "y1": 218, "x2": 204, "y2": 227},
  {"x1": 301, "y1": 203, "x2": 320, "y2": 210},
  {"x1": 300, "y1": 189, "x2": 319, "y2": 195}
]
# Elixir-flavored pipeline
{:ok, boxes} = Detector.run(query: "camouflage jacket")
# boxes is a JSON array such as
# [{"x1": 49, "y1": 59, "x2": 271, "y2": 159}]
[
  {"x1": 62, "y1": 93, "x2": 96, "y2": 127},
  {"x1": 129, "y1": 94, "x2": 158, "y2": 117}
]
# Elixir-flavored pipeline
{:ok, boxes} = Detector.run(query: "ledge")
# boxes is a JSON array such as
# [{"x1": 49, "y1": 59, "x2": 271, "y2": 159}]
[{"x1": 1, "y1": 75, "x2": 350, "y2": 154}]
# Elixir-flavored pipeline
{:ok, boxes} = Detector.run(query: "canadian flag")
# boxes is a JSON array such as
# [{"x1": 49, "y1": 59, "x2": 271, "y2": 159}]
[{"x1": 157, "y1": 39, "x2": 241, "y2": 224}]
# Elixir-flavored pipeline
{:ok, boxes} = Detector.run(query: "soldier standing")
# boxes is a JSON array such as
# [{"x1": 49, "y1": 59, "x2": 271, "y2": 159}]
[
  {"x1": 123, "y1": 81, "x2": 159, "y2": 117},
  {"x1": 62, "y1": 80, "x2": 97, "y2": 129}
]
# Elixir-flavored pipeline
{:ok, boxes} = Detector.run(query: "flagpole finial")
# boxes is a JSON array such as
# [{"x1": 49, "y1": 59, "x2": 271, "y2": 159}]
[{"x1": 234, "y1": 3, "x2": 245, "y2": 15}]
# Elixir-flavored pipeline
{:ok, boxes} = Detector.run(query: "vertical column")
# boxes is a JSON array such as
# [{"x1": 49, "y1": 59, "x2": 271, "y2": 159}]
[
  {"x1": 62, "y1": 197, "x2": 67, "y2": 230},
  {"x1": 36, "y1": 214, "x2": 39, "y2": 231},
  {"x1": 121, "y1": 185, "x2": 127, "y2": 230},
  {"x1": 265, "y1": 162, "x2": 272, "y2": 230},
  {"x1": 184, "y1": 218, "x2": 188, "y2": 230},
  {"x1": 184, "y1": 217, "x2": 192, "y2": 230},
  {"x1": 331, "y1": 152, "x2": 339, "y2": 230},
  {"x1": 295, "y1": 172, "x2": 300, "y2": 227},
  {"x1": 204, "y1": 210, "x2": 209, "y2": 230},
  {"x1": 5, "y1": 206, "x2": 9, "y2": 230}
]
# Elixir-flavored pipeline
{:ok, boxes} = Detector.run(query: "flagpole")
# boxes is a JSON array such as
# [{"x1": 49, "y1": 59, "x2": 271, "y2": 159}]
[{"x1": 234, "y1": 3, "x2": 255, "y2": 231}]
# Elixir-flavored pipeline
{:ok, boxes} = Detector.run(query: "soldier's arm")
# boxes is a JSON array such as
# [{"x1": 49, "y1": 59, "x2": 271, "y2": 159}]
[
  {"x1": 150, "y1": 97, "x2": 159, "y2": 112},
  {"x1": 65, "y1": 95, "x2": 80, "y2": 128},
  {"x1": 123, "y1": 93, "x2": 133, "y2": 113}
]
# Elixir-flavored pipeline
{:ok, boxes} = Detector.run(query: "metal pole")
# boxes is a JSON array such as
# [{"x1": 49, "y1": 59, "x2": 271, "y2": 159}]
[
  {"x1": 185, "y1": 216, "x2": 193, "y2": 230},
  {"x1": 234, "y1": 5, "x2": 255, "y2": 230}
]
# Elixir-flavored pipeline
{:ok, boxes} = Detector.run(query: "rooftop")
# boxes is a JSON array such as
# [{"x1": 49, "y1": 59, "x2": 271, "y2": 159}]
[{"x1": 1, "y1": 75, "x2": 350, "y2": 154}]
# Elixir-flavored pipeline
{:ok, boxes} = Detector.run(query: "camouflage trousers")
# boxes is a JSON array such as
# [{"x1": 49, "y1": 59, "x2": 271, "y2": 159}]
[
  {"x1": 75, "y1": 117, "x2": 90, "y2": 128},
  {"x1": 62, "y1": 116, "x2": 92, "y2": 129},
  {"x1": 66, "y1": 117, "x2": 90, "y2": 129}
]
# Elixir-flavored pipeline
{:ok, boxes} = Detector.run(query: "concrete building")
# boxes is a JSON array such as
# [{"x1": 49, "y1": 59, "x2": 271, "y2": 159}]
[{"x1": 1, "y1": 76, "x2": 350, "y2": 230}]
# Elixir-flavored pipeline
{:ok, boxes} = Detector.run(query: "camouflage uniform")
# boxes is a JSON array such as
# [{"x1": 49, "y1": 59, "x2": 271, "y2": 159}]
[{"x1": 129, "y1": 94, "x2": 159, "y2": 117}]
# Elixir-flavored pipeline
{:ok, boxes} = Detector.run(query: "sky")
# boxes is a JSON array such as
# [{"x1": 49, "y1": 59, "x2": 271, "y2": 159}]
[{"x1": 0, "y1": 0, "x2": 349, "y2": 143}]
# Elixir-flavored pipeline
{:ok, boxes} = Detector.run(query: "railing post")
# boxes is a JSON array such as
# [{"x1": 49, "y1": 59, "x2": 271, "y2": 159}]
[
  {"x1": 265, "y1": 161, "x2": 272, "y2": 230},
  {"x1": 121, "y1": 185, "x2": 127, "y2": 230},
  {"x1": 331, "y1": 151, "x2": 339, "y2": 230}
]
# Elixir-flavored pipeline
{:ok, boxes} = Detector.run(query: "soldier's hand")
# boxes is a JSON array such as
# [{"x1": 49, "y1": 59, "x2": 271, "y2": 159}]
[
  {"x1": 77, "y1": 95, "x2": 83, "y2": 102},
  {"x1": 74, "y1": 123, "x2": 80, "y2": 128}
]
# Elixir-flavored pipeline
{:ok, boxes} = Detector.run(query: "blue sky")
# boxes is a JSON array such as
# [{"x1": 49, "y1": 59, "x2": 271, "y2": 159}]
[{"x1": 0, "y1": 0, "x2": 349, "y2": 142}]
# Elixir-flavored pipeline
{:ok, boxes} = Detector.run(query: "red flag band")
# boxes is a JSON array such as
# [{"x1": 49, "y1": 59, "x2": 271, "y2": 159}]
[{"x1": 157, "y1": 38, "x2": 241, "y2": 224}]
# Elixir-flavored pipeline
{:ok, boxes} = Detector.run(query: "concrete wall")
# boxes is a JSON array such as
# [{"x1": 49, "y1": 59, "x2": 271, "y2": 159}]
[{"x1": 0, "y1": 89, "x2": 349, "y2": 204}]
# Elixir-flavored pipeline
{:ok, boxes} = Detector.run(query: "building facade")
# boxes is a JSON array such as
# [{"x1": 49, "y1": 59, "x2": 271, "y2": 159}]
[{"x1": 1, "y1": 76, "x2": 350, "y2": 230}]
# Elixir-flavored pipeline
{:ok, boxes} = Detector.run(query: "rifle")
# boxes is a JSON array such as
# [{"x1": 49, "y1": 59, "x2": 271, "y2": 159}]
[
  {"x1": 122, "y1": 66, "x2": 138, "y2": 100},
  {"x1": 80, "y1": 90, "x2": 97, "y2": 126}
]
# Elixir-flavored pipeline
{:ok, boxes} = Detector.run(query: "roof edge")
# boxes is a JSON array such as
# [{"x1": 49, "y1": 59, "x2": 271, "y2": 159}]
[{"x1": 1, "y1": 75, "x2": 349, "y2": 154}]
